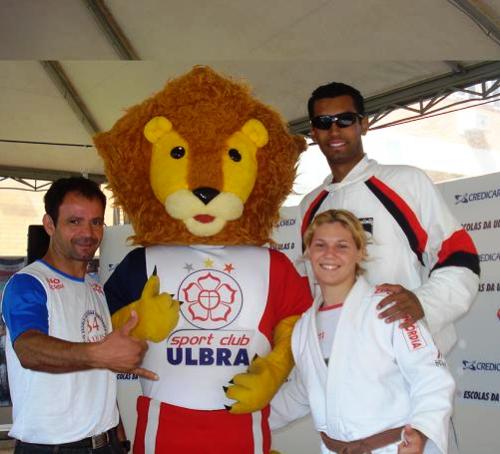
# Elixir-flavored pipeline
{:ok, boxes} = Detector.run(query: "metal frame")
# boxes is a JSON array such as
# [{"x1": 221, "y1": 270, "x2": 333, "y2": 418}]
[
  {"x1": 368, "y1": 78, "x2": 500, "y2": 131},
  {"x1": 40, "y1": 61, "x2": 101, "y2": 136},
  {"x1": 289, "y1": 61, "x2": 500, "y2": 135},
  {"x1": 4, "y1": 1, "x2": 500, "y2": 184},
  {"x1": 83, "y1": 0, "x2": 139, "y2": 60},
  {"x1": 448, "y1": 0, "x2": 500, "y2": 46},
  {"x1": 0, "y1": 165, "x2": 106, "y2": 191}
]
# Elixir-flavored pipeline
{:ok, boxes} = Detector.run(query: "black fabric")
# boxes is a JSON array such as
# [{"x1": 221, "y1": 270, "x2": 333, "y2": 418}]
[{"x1": 104, "y1": 247, "x2": 147, "y2": 315}]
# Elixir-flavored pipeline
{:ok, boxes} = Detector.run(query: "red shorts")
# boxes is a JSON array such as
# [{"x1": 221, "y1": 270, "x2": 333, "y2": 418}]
[{"x1": 133, "y1": 395, "x2": 271, "y2": 454}]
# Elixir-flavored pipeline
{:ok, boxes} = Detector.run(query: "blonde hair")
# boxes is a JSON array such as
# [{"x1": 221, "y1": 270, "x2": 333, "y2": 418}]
[{"x1": 303, "y1": 209, "x2": 368, "y2": 275}]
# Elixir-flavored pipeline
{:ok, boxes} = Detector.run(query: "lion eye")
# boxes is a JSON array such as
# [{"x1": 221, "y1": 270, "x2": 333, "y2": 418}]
[
  {"x1": 228, "y1": 148, "x2": 242, "y2": 162},
  {"x1": 170, "y1": 147, "x2": 185, "y2": 159}
]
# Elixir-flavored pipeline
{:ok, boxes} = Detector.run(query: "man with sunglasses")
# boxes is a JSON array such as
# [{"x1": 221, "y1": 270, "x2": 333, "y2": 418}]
[{"x1": 299, "y1": 82, "x2": 480, "y2": 356}]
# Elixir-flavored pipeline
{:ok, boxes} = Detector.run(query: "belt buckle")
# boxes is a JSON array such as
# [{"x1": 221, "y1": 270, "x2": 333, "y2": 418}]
[{"x1": 91, "y1": 432, "x2": 109, "y2": 449}]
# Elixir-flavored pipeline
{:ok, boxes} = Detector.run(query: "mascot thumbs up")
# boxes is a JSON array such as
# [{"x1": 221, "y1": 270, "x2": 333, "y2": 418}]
[{"x1": 94, "y1": 66, "x2": 311, "y2": 454}]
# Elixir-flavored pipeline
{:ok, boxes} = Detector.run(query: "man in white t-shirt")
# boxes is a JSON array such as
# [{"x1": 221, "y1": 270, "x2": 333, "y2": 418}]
[{"x1": 2, "y1": 177, "x2": 157, "y2": 453}]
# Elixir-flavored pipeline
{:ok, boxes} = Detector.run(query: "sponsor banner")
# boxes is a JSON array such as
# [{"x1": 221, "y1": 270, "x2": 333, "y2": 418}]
[
  {"x1": 439, "y1": 172, "x2": 500, "y2": 453},
  {"x1": 478, "y1": 281, "x2": 500, "y2": 293},
  {"x1": 98, "y1": 224, "x2": 137, "y2": 285},
  {"x1": 0, "y1": 257, "x2": 25, "y2": 413},
  {"x1": 454, "y1": 356, "x2": 500, "y2": 409},
  {"x1": 99, "y1": 226, "x2": 140, "y2": 441},
  {"x1": 462, "y1": 218, "x2": 500, "y2": 232},
  {"x1": 462, "y1": 359, "x2": 500, "y2": 373},
  {"x1": 458, "y1": 388, "x2": 500, "y2": 406},
  {"x1": 0, "y1": 257, "x2": 25, "y2": 430},
  {"x1": 453, "y1": 188, "x2": 500, "y2": 205},
  {"x1": 478, "y1": 252, "x2": 500, "y2": 263},
  {"x1": 271, "y1": 206, "x2": 301, "y2": 264},
  {"x1": 117, "y1": 373, "x2": 139, "y2": 381}
]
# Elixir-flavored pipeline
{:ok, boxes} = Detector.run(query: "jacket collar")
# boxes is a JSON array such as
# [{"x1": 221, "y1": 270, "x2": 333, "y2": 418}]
[
  {"x1": 322, "y1": 155, "x2": 377, "y2": 190},
  {"x1": 312, "y1": 275, "x2": 372, "y2": 312}
]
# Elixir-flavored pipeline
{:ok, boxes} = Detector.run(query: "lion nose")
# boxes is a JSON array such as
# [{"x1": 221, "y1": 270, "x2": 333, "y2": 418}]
[{"x1": 193, "y1": 187, "x2": 220, "y2": 205}]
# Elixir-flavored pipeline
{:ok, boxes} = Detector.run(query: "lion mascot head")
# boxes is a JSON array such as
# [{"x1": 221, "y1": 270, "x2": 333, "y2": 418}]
[{"x1": 94, "y1": 66, "x2": 306, "y2": 246}]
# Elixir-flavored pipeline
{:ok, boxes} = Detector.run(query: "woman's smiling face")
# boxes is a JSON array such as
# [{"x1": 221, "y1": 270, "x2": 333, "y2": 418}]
[{"x1": 307, "y1": 221, "x2": 363, "y2": 289}]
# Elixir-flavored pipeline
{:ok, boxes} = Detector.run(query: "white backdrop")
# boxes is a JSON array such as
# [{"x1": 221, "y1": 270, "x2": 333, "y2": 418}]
[
  {"x1": 439, "y1": 172, "x2": 500, "y2": 454},
  {"x1": 99, "y1": 224, "x2": 141, "y2": 442},
  {"x1": 100, "y1": 172, "x2": 500, "y2": 452}
]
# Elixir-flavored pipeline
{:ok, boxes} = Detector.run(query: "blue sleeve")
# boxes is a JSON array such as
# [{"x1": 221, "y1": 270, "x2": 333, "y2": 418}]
[
  {"x1": 104, "y1": 247, "x2": 148, "y2": 315},
  {"x1": 2, "y1": 274, "x2": 49, "y2": 344}
]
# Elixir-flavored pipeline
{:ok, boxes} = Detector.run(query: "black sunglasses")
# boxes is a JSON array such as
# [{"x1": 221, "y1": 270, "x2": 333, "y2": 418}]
[{"x1": 310, "y1": 112, "x2": 364, "y2": 130}]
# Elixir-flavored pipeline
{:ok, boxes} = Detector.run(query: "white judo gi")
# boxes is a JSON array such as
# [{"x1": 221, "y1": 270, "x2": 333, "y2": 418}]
[{"x1": 271, "y1": 276, "x2": 455, "y2": 454}]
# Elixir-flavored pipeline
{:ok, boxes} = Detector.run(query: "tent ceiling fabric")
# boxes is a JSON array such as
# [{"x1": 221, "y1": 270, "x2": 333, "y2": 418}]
[{"x1": 0, "y1": 0, "x2": 499, "y2": 178}]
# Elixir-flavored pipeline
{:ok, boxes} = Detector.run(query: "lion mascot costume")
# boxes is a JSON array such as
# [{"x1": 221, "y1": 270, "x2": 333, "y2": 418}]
[{"x1": 94, "y1": 66, "x2": 311, "y2": 453}]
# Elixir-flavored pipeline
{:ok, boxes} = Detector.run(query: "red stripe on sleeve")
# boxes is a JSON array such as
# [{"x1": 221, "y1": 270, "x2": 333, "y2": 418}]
[{"x1": 437, "y1": 229, "x2": 478, "y2": 264}]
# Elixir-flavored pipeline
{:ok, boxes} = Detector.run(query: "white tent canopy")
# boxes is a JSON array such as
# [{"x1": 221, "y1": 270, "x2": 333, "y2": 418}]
[{"x1": 1, "y1": 0, "x2": 499, "y2": 178}]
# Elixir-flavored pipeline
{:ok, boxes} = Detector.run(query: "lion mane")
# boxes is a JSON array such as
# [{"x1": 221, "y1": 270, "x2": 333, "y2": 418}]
[{"x1": 94, "y1": 66, "x2": 306, "y2": 246}]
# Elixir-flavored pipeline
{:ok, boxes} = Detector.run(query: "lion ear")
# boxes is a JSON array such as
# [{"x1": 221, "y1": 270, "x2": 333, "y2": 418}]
[
  {"x1": 241, "y1": 119, "x2": 269, "y2": 148},
  {"x1": 144, "y1": 116, "x2": 173, "y2": 144}
]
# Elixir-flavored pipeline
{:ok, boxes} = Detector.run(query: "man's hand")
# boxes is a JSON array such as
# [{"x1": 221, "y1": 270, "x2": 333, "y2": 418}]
[
  {"x1": 398, "y1": 425, "x2": 427, "y2": 453},
  {"x1": 376, "y1": 284, "x2": 424, "y2": 329},
  {"x1": 111, "y1": 275, "x2": 180, "y2": 342},
  {"x1": 13, "y1": 313, "x2": 158, "y2": 377},
  {"x1": 94, "y1": 311, "x2": 158, "y2": 380}
]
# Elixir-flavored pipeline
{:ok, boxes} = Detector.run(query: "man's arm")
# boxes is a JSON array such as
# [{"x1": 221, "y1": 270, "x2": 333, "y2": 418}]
[
  {"x1": 376, "y1": 265, "x2": 479, "y2": 332},
  {"x1": 14, "y1": 311, "x2": 157, "y2": 380},
  {"x1": 376, "y1": 171, "x2": 479, "y2": 334}
]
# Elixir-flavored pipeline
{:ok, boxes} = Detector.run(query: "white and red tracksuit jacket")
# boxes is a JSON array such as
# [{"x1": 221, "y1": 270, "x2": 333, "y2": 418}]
[{"x1": 298, "y1": 156, "x2": 480, "y2": 354}]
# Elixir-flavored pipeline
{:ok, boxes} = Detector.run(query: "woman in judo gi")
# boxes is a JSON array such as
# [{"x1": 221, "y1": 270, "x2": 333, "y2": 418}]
[{"x1": 271, "y1": 209, "x2": 455, "y2": 454}]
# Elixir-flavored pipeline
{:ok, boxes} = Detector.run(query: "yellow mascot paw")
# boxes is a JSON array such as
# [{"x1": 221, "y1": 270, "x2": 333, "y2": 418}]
[
  {"x1": 224, "y1": 315, "x2": 300, "y2": 414},
  {"x1": 225, "y1": 354, "x2": 283, "y2": 414},
  {"x1": 111, "y1": 275, "x2": 180, "y2": 342}
]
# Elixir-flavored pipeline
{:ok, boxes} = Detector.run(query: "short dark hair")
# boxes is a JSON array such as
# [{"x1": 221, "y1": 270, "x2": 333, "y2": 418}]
[
  {"x1": 307, "y1": 82, "x2": 365, "y2": 119},
  {"x1": 44, "y1": 177, "x2": 106, "y2": 225}
]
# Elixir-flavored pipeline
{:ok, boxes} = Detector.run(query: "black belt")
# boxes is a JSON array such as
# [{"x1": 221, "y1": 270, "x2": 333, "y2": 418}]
[{"x1": 17, "y1": 427, "x2": 116, "y2": 450}]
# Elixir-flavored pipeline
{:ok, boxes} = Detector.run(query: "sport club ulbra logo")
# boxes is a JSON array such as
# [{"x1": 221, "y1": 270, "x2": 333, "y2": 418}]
[{"x1": 179, "y1": 270, "x2": 243, "y2": 329}]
